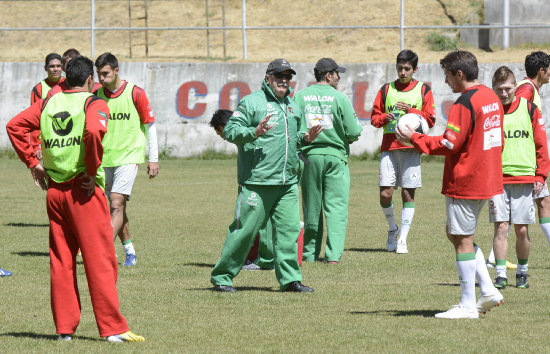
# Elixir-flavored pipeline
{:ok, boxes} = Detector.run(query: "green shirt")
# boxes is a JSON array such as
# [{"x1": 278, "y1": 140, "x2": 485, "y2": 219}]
[
  {"x1": 294, "y1": 84, "x2": 362, "y2": 161},
  {"x1": 96, "y1": 83, "x2": 146, "y2": 167},
  {"x1": 383, "y1": 81, "x2": 424, "y2": 134}
]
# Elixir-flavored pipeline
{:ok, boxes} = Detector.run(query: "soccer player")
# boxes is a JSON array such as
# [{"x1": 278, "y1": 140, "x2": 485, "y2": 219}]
[
  {"x1": 48, "y1": 49, "x2": 103, "y2": 97},
  {"x1": 210, "y1": 59, "x2": 322, "y2": 292},
  {"x1": 6, "y1": 56, "x2": 144, "y2": 341},
  {"x1": 94, "y1": 52, "x2": 159, "y2": 266},
  {"x1": 30, "y1": 53, "x2": 65, "y2": 160},
  {"x1": 489, "y1": 66, "x2": 550, "y2": 289},
  {"x1": 0, "y1": 267, "x2": 11, "y2": 277},
  {"x1": 371, "y1": 49, "x2": 436, "y2": 253},
  {"x1": 396, "y1": 50, "x2": 504, "y2": 319},
  {"x1": 516, "y1": 51, "x2": 550, "y2": 246},
  {"x1": 293, "y1": 58, "x2": 362, "y2": 263}
]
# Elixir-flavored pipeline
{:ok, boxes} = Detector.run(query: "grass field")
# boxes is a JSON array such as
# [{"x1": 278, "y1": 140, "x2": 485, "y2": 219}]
[{"x1": 2, "y1": 158, "x2": 550, "y2": 352}]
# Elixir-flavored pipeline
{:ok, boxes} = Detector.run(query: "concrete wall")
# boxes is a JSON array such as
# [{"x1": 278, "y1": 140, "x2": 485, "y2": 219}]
[
  {"x1": 1, "y1": 61, "x2": 548, "y2": 157},
  {"x1": 462, "y1": 0, "x2": 549, "y2": 48}
]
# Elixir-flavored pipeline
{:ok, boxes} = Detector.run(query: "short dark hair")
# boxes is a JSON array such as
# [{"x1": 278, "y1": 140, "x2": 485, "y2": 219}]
[
  {"x1": 65, "y1": 56, "x2": 94, "y2": 88},
  {"x1": 62, "y1": 48, "x2": 80, "y2": 66},
  {"x1": 396, "y1": 49, "x2": 418, "y2": 68},
  {"x1": 524, "y1": 51, "x2": 550, "y2": 79},
  {"x1": 440, "y1": 50, "x2": 478, "y2": 81},
  {"x1": 45, "y1": 53, "x2": 61, "y2": 66},
  {"x1": 492, "y1": 66, "x2": 516, "y2": 87},
  {"x1": 95, "y1": 52, "x2": 119, "y2": 69},
  {"x1": 209, "y1": 109, "x2": 232, "y2": 131},
  {"x1": 313, "y1": 69, "x2": 335, "y2": 82}
]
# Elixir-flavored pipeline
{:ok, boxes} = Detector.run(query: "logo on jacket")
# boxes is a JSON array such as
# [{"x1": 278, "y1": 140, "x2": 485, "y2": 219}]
[{"x1": 52, "y1": 111, "x2": 73, "y2": 136}]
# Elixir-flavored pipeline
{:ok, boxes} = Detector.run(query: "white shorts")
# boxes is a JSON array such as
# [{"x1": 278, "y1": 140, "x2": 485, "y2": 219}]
[
  {"x1": 489, "y1": 184, "x2": 536, "y2": 224},
  {"x1": 535, "y1": 181, "x2": 549, "y2": 199},
  {"x1": 104, "y1": 164, "x2": 138, "y2": 199},
  {"x1": 379, "y1": 149, "x2": 422, "y2": 189},
  {"x1": 446, "y1": 197, "x2": 486, "y2": 235}
]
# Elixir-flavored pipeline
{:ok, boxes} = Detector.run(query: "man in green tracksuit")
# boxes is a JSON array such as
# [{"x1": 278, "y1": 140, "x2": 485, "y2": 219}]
[
  {"x1": 294, "y1": 58, "x2": 363, "y2": 263},
  {"x1": 210, "y1": 59, "x2": 323, "y2": 292}
]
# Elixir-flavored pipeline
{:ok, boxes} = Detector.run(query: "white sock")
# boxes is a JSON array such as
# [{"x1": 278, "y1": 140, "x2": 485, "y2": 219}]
[
  {"x1": 474, "y1": 245, "x2": 497, "y2": 296},
  {"x1": 123, "y1": 241, "x2": 135, "y2": 255},
  {"x1": 381, "y1": 203, "x2": 398, "y2": 231},
  {"x1": 456, "y1": 254, "x2": 477, "y2": 310},
  {"x1": 540, "y1": 221, "x2": 550, "y2": 247},
  {"x1": 496, "y1": 265, "x2": 507, "y2": 278},
  {"x1": 399, "y1": 204, "x2": 415, "y2": 243},
  {"x1": 517, "y1": 263, "x2": 528, "y2": 274}
]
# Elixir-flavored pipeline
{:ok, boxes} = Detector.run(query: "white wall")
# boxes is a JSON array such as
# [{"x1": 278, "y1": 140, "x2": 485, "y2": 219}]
[{"x1": 1, "y1": 62, "x2": 547, "y2": 156}]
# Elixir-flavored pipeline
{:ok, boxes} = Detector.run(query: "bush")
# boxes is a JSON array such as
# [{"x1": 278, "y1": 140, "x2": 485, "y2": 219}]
[{"x1": 426, "y1": 32, "x2": 458, "y2": 51}]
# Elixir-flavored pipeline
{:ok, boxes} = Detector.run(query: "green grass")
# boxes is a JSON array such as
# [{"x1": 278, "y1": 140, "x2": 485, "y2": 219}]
[
  {"x1": 1, "y1": 158, "x2": 550, "y2": 352},
  {"x1": 426, "y1": 32, "x2": 459, "y2": 51}
]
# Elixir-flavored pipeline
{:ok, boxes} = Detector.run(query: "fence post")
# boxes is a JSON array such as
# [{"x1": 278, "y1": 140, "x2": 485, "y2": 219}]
[
  {"x1": 91, "y1": 0, "x2": 95, "y2": 58},
  {"x1": 400, "y1": 0, "x2": 404, "y2": 50},
  {"x1": 242, "y1": 0, "x2": 247, "y2": 60},
  {"x1": 503, "y1": 0, "x2": 509, "y2": 49}
]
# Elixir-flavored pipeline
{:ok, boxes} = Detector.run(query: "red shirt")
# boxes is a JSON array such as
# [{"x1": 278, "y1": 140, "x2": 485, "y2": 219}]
[
  {"x1": 515, "y1": 77, "x2": 538, "y2": 103},
  {"x1": 48, "y1": 81, "x2": 102, "y2": 98},
  {"x1": 30, "y1": 77, "x2": 65, "y2": 105},
  {"x1": 6, "y1": 90, "x2": 109, "y2": 177},
  {"x1": 93, "y1": 81, "x2": 155, "y2": 124},
  {"x1": 410, "y1": 84, "x2": 504, "y2": 199},
  {"x1": 502, "y1": 98, "x2": 549, "y2": 185},
  {"x1": 371, "y1": 79, "x2": 436, "y2": 151}
]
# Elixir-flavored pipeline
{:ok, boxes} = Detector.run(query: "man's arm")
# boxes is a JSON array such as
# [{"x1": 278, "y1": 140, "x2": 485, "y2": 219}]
[
  {"x1": 30, "y1": 83, "x2": 41, "y2": 105},
  {"x1": 341, "y1": 96, "x2": 362, "y2": 142},
  {"x1": 399, "y1": 103, "x2": 472, "y2": 156},
  {"x1": 530, "y1": 102, "x2": 550, "y2": 183},
  {"x1": 515, "y1": 82, "x2": 535, "y2": 102},
  {"x1": 133, "y1": 86, "x2": 159, "y2": 178},
  {"x1": 370, "y1": 85, "x2": 393, "y2": 128},
  {"x1": 6, "y1": 101, "x2": 43, "y2": 168},
  {"x1": 223, "y1": 99, "x2": 258, "y2": 145}
]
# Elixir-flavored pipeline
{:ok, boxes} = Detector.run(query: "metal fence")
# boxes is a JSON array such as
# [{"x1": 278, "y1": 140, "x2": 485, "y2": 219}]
[{"x1": 0, "y1": 0, "x2": 548, "y2": 60}]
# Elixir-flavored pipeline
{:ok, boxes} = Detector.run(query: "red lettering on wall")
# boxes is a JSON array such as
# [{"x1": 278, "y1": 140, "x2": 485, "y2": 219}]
[
  {"x1": 219, "y1": 81, "x2": 252, "y2": 110},
  {"x1": 352, "y1": 82, "x2": 372, "y2": 120},
  {"x1": 176, "y1": 81, "x2": 207, "y2": 118}
]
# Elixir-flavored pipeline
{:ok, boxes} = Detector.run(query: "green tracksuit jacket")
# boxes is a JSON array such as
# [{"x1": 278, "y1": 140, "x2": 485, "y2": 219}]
[
  {"x1": 294, "y1": 83, "x2": 363, "y2": 262},
  {"x1": 211, "y1": 80, "x2": 307, "y2": 290}
]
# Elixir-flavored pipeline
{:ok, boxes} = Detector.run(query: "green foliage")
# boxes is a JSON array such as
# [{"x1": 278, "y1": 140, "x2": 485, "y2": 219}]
[
  {"x1": 426, "y1": 32, "x2": 458, "y2": 51},
  {"x1": 3, "y1": 159, "x2": 550, "y2": 351}
]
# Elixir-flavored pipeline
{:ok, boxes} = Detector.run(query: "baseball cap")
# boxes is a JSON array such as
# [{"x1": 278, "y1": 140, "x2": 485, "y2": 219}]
[
  {"x1": 314, "y1": 58, "x2": 346, "y2": 73},
  {"x1": 266, "y1": 58, "x2": 296, "y2": 75}
]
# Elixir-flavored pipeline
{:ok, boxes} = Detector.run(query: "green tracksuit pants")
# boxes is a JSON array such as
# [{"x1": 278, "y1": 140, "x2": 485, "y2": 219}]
[
  {"x1": 211, "y1": 183, "x2": 302, "y2": 290},
  {"x1": 255, "y1": 218, "x2": 274, "y2": 268},
  {"x1": 301, "y1": 154, "x2": 350, "y2": 262}
]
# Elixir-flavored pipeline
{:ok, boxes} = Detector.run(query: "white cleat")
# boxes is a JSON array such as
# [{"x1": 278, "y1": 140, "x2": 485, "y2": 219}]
[
  {"x1": 435, "y1": 304, "x2": 479, "y2": 319},
  {"x1": 477, "y1": 291, "x2": 504, "y2": 314},
  {"x1": 396, "y1": 240, "x2": 408, "y2": 254},
  {"x1": 386, "y1": 228, "x2": 399, "y2": 252}
]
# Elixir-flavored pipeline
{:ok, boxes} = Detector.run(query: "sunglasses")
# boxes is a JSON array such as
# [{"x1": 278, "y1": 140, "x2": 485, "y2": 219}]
[{"x1": 273, "y1": 72, "x2": 293, "y2": 80}]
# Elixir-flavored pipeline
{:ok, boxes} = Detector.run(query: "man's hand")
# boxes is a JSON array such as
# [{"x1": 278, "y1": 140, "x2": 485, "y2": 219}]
[
  {"x1": 395, "y1": 101, "x2": 411, "y2": 114},
  {"x1": 255, "y1": 115, "x2": 274, "y2": 138},
  {"x1": 304, "y1": 124, "x2": 324, "y2": 143},
  {"x1": 78, "y1": 173, "x2": 96, "y2": 197},
  {"x1": 147, "y1": 162, "x2": 159, "y2": 179},
  {"x1": 35, "y1": 149, "x2": 43, "y2": 160},
  {"x1": 30, "y1": 164, "x2": 48, "y2": 190},
  {"x1": 534, "y1": 181, "x2": 544, "y2": 196},
  {"x1": 385, "y1": 113, "x2": 396, "y2": 123},
  {"x1": 395, "y1": 124, "x2": 414, "y2": 144}
]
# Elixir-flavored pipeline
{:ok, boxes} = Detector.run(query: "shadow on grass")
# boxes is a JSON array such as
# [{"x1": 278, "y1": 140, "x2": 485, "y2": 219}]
[
  {"x1": 344, "y1": 248, "x2": 388, "y2": 253},
  {"x1": 0, "y1": 332, "x2": 101, "y2": 341},
  {"x1": 194, "y1": 286, "x2": 276, "y2": 292},
  {"x1": 4, "y1": 222, "x2": 49, "y2": 228},
  {"x1": 12, "y1": 251, "x2": 49, "y2": 257},
  {"x1": 350, "y1": 309, "x2": 440, "y2": 317},
  {"x1": 183, "y1": 262, "x2": 216, "y2": 268},
  {"x1": 436, "y1": 282, "x2": 480, "y2": 288}
]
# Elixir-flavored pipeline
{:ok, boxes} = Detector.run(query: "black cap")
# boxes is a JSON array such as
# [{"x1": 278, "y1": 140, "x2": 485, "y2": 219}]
[
  {"x1": 314, "y1": 58, "x2": 346, "y2": 73},
  {"x1": 266, "y1": 58, "x2": 296, "y2": 75}
]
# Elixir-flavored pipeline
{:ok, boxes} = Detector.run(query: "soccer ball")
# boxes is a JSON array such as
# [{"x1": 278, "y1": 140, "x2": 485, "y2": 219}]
[{"x1": 396, "y1": 113, "x2": 429, "y2": 146}]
